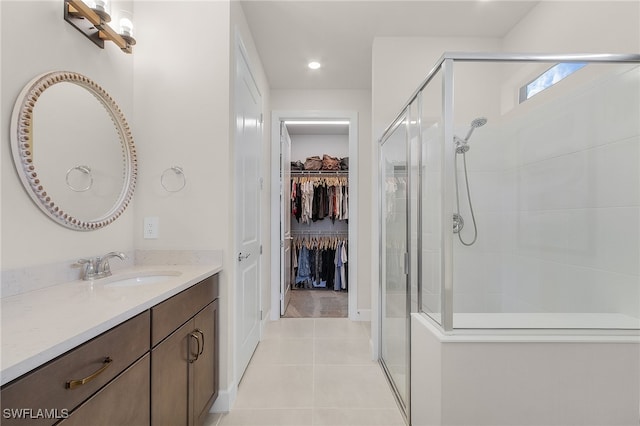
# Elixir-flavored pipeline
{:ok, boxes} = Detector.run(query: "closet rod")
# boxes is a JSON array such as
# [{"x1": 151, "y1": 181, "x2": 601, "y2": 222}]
[
  {"x1": 291, "y1": 230, "x2": 348, "y2": 235},
  {"x1": 290, "y1": 170, "x2": 348, "y2": 176}
]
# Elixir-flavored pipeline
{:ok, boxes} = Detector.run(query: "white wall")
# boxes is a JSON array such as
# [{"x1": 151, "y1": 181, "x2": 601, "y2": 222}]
[
  {"x1": 499, "y1": 64, "x2": 639, "y2": 317},
  {"x1": 271, "y1": 89, "x2": 372, "y2": 314},
  {"x1": 372, "y1": 36, "x2": 502, "y2": 139},
  {"x1": 491, "y1": 0, "x2": 640, "y2": 318},
  {"x1": 133, "y1": 1, "x2": 230, "y2": 252},
  {"x1": 290, "y1": 134, "x2": 349, "y2": 161},
  {"x1": 1, "y1": 0, "x2": 134, "y2": 270},
  {"x1": 133, "y1": 0, "x2": 271, "y2": 411},
  {"x1": 502, "y1": 1, "x2": 640, "y2": 54},
  {"x1": 133, "y1": 0, "x2": 232, "y2": 395}
]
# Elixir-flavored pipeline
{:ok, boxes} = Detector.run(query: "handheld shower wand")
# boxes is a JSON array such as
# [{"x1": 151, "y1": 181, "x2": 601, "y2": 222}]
[
  {"x1": 464, "y1": 117, "x2": 488, "y2": 141},
  {"x1": 455, "y1": 117, "x2": 487, "y2": 154},
  {"x1": 453, "y1": 117, "x2": 487, "y2": 246}
]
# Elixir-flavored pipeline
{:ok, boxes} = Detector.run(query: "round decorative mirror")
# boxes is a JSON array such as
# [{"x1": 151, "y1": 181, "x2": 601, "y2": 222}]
[{"x1": 10, "y1": 71, "x2": 137, "y2": 231}]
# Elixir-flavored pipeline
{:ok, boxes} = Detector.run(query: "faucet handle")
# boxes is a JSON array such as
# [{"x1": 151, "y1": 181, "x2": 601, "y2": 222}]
[
  {"x1": 78, "y1": 258, "x2": 96, "y2": 267},
  {"x1": 78, "y1": 258, "x2": 98, "y2": 280}
]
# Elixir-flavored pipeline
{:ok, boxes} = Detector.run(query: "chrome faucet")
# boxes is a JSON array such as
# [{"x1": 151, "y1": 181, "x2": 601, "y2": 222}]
[{"x1": 78, "y1": 252, "x2": 126, "y2": 280}]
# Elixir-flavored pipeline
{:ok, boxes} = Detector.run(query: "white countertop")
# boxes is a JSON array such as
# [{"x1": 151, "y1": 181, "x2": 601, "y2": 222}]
[{"x1": 1, "y1": 263, "x2": 222, "y2": 386}]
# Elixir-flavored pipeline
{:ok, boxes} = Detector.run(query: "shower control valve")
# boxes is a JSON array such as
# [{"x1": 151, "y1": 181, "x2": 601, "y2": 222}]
[{"x1": 453, "y1": 213, "x2": 464, "y2": 234}]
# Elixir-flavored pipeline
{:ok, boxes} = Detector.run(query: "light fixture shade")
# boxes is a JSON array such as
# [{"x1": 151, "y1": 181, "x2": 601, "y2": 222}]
[
  {"x1": 308, "y1": 61, "x2": 321, "y2": 70},
  {"x1": 117, "y1": 10, "x2": 136, "y2": 46},
  {"x1": 119, "y1": 17, "x2": 133, "y2": 37},
  {"x1": 91, "y1": 0, "x2": 111, "y2": 21}
]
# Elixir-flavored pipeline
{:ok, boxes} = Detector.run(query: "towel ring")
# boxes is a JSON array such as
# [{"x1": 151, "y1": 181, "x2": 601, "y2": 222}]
[
  {"x1": 65, "y1": 165, "x2": 93, "y2": 192},
  {"x1": 161, "y1": 166, "x2": 186, "y2": 192}
]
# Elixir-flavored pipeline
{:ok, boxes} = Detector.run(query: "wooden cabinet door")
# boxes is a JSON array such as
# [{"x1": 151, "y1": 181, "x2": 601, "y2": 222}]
[
  {"x1": 151, "y1": 320, "x2": 192, "y2": 426},
  {"x1": 192, "y1": 300, "x2": 219, "y2": 426}
]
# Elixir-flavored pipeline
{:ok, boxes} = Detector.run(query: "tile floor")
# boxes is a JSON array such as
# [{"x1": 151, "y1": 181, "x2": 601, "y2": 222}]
[
  {"x1": 204, "y1": 318, "x2": 405, "y2": 426},
  {"x1": 283, "y1": 290, "x2": 348, "y2": 318}
]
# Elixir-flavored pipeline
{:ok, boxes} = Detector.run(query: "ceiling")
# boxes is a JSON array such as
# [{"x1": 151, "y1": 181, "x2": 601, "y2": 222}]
[
  {"x1": 285, "y1": 121, "x2": 350, "y2": 135},
  {"x1": 240, "y1": 0, "x2": 540, "y2": 90}
]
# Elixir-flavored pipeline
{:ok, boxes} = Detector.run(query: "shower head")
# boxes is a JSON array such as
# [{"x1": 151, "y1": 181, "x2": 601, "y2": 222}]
[
  {"x1": 471, "y1": 117, "x2": 487, "y2": 128},
  {"x1": 464, "y1": 117, "x2": 488, "y2": 141}
]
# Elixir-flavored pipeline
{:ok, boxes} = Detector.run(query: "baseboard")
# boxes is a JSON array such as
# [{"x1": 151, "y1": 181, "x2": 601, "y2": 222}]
[
  {"x1": 210, "y1": 381, "x2": 238, "y2": 413},
  {"x1": 261, "y1": 308, "x2": 271, "y2": 334}
]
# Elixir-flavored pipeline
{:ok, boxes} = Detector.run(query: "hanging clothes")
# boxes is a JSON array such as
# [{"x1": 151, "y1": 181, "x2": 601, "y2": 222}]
[
  {"x1": 291, "y1": 175, "x2": 349, "y2": 224},
  {"x1": 295, "y1": 245, "x2": 312, "y2": 287},
  {"x1": 292, "y1": 235, "x2": 346, "y2": 290},
  {"x1": 340, "y1": 240, "x2": 348, "y2": 290}
]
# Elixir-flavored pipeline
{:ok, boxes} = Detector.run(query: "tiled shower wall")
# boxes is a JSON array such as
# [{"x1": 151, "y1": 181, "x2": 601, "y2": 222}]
[{"x1": 454, "y1": 64, "x2": 639, "y2": 317}]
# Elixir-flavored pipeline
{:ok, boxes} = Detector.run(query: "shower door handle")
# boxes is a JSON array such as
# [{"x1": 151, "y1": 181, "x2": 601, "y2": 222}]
[{"x1": 404, "y1": 252, "x2": 409, "y2": 275}]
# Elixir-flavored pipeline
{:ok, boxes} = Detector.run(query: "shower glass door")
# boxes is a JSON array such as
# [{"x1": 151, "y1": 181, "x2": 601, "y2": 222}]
[{"x1": 379, "y1": 112, "x2": 410, "y2": 418}]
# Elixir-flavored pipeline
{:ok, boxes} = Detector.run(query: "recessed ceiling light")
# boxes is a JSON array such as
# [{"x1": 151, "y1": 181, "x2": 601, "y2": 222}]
[{"x1": 308, "y1": 61, "x2": 321, "y2": 70}]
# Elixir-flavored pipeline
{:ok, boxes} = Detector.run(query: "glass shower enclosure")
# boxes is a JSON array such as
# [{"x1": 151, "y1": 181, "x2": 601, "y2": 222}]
[{"x1": 378, "y1": 53, "x2": 640, "y2": 422}]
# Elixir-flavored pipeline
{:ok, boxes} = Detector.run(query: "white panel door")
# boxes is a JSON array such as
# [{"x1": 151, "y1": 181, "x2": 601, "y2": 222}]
[
  {"x1": 235, "y1": 45, "x2": 262, "y2": 382},
  {"x1": 280, "y1": 122, "x2": 292, "y2": 315}
]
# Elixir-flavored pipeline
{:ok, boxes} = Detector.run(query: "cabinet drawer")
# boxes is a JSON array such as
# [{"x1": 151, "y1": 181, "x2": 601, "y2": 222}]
[
  {"x1": 0, "y1": 311, "x2": 150, "y2": 426},
  {"x1": 58, "y1": 354, "x2": 150, "y2": 426},
  {"x1": 151, "y1": 274, "x2": 218, "y2": 347}
]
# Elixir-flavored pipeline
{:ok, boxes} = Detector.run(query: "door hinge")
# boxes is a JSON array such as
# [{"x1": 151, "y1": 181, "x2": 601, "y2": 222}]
[
  {"x1": 260, "y1": 113, "x2": 263, "y2": 125},
  {"x1": 280, "y1": 240, "x2": 284, "y2": 248},
  {"x1": 260, "y1": 245, "x2": 263, "y2": 255},
  {"x1": 260, "y1": 310, "x2": 263, "y2": 320},
  {"x1": 259, "y1": 177, "x2": 264, "y2": 190}
]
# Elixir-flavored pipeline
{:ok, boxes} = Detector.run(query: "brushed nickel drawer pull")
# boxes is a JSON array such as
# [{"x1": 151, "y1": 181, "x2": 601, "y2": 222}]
[
  {"x1": 66, "y1": 357, "x2": 113, "y2": 389},
  {"x1": 189, "y1": 332, "x2": 201, "y2": 363}
]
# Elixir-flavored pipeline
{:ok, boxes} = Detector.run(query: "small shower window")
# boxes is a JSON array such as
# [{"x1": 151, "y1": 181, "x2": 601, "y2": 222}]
[{"x1": 519, "y1": 62, "x2": 587, "y2": 103}]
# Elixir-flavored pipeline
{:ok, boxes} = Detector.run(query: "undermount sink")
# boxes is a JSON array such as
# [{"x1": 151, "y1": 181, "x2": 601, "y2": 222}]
[{"x1": 103, "y1": 271, "x2": 182, "y2": 288}]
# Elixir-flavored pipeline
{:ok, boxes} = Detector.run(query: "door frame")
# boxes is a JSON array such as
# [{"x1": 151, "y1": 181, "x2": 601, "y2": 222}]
[
  {"x1": 270, "y1": 110, "x2": 359, "y2": 321},
  {"x1": 280, "y1": 122, "x2": 292, "y2": 316}
]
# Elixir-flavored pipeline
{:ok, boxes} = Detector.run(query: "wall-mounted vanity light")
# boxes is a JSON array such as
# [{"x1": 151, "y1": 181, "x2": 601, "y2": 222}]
[{"x1": 64, "y1": 0, "x2": 136, "y2": 54}]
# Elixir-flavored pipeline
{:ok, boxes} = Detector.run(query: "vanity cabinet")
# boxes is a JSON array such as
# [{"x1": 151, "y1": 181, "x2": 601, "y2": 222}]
[
  {"x1": 0, "y1": 273, "x2": 219, "y2": 426},
  {"x1": 151, "y1": 274, "x2": 219, "y2": 426},
  {"x1": 0, "y1": 310, "x2": 150, "y2": 426}
]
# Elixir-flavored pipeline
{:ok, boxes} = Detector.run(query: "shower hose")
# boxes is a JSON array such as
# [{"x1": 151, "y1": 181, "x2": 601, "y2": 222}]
[{"x1": 455, "y1": 151, "x2": 478, "y2": 246}]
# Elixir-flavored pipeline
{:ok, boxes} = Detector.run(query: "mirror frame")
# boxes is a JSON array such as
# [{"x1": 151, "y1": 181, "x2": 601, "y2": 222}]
[{"x1": 10, "y1": 71, "x2": 137, "y2": 231}]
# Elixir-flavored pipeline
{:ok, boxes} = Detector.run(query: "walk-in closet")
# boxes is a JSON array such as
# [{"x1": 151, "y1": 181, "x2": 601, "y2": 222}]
[{"x1": 280, "y1": 120, "x2": 350, "y2": 318}]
